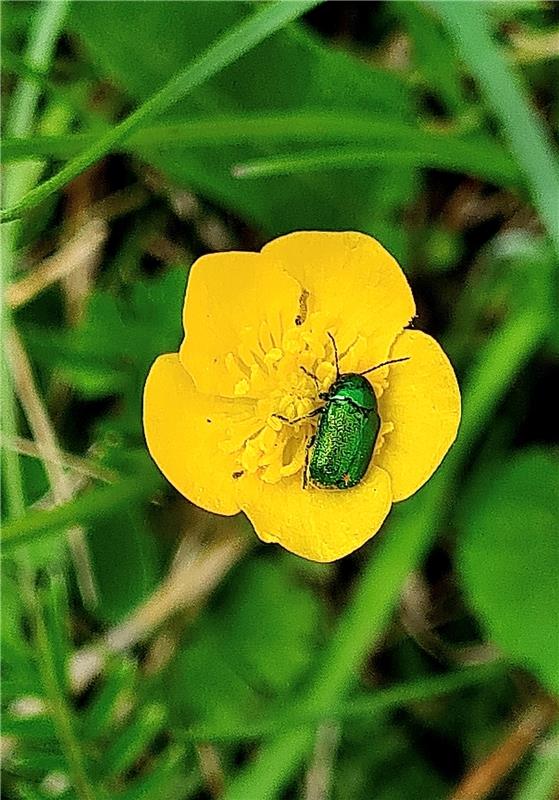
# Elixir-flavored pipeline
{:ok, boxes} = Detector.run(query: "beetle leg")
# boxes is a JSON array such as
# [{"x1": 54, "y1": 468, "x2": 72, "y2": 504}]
[
  {"x1": 302, "y1": 434, "x2": 315, "y2": 489},
  {"x1": 326, "y1": 331, "x2": 340, "y2": 379},
  {"x1": 273, "y1": 406, "x2": 324, "y2": 425},
  {"x1": 300, "y1": 365, "x2": 320, "y2": 390}
]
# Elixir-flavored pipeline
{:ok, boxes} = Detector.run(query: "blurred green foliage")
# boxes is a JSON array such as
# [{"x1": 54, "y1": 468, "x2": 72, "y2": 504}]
[{"x1": 1, "y1": 2, "x2": 558, "y2": 800}]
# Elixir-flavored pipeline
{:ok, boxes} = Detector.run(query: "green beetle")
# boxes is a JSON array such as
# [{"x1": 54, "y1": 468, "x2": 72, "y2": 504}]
[{"x1": 277, "y1": 334, "x2": 409, "y2": 490}]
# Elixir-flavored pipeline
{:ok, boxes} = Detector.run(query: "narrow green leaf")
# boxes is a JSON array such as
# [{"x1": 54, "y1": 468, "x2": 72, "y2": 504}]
[
  {"x1": 232, "y1": 143, "x2": 521, "y2": 188},
  {"x1": 101, "y1": 703, "x2": 167, "y2": 780},
  {"x1": 1, "y1": 471, "x2": 161, "y2": 551},
  {"x1": 1, "y1": 112, "x2": 517, "y2": 183},
  {"x1": 186, "y1": 662, "x2": 502, "y2": 742},
  {"x1": 0, "y1": 0, "x2": 321, "y2": 223},
  {"x1": 2, "y1": 132, "x2": 93, "y2": 161}
]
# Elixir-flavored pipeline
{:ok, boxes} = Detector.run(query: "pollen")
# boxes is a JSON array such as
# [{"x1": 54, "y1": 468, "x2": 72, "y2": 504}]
[
  {"x1": 234, "y1": 378, "x2": 250, "y2": 396},
  {"x1": 221, "y1": 317, "x2": 345, "y2": 484}
]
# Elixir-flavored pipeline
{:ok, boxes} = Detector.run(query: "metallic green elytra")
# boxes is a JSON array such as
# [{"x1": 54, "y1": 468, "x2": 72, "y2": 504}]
[
  {"x1": 307, "y1": 372, "x2": 380, "y2": 489},
  {"x1": 300, "y1": 334, "x2": 409, "y2": 490}
]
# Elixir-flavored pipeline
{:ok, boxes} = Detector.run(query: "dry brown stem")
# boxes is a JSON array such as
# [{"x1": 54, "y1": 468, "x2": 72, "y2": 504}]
[
  {"x1": 70, "y1": 532, "x2": 249, "y2": 693},
  {"x1": 449, "y1": 697, "x2": 558, "y2": 800},
  {"x1": 5, "y1": 219, "x2": 108, "y2": 309},
  {"x1": 5, "y1": 329, "x2": 98, "y2": 607},
  {"x1": 2, "y1": 434, "x2": 117, "y2": 483},
  {"x1": 195, "y1": 742, "x2": 226, "y2": 799},
  {"x1": 304, "y1": 721, "x2": 340, "y2": 800}
]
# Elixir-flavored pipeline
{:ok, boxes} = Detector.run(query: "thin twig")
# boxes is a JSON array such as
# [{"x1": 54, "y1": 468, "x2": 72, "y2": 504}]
[
  {"x1": 5, "y1": 218, "x2": 107, "y2": 309},
  {"x1": 5, "y1": 329, "x2": 98, "y2": 607},
  {"x1": 449, "y1": 698, "x2": 558, "y2": 800},
  {"x1": 90, "y1": 183, "x2": 148, "y2": 221},
  {"x1": 304, "y1": 721, "x2": 340, "y2": 800},
  {"x1": 510, "y1": 29, "x2": 559, "y2": 64},
  {"x1": 63, "y1": 165, "x2": 102, "y2": 324},
  {"x1": 70, "y1": 531, "x2": 249, "y2": 692},
  {"x1": 195, "y1": 743, "x2": 226, "y2": 799},
  {"x1": 2, "y1": 434, "x2": 117, "y2": 483}
]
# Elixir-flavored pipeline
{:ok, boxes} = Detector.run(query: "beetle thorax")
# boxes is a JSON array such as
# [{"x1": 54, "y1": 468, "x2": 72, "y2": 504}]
[{"x1": 327, "y1": 373, "x2": 377, "y2": 411}]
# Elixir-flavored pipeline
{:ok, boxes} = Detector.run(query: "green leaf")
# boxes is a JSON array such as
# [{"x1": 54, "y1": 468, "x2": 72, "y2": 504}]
[
  {"x1": 170, "y1": 557, "x2": 323, "y2": 727},
  {"x1": 0, "y1": 112, "x2": 515, "y2": 173},
  {"x1": 219, "y1": 557, "x2": 323, "y2": 694},
  {"x1": 170, "y1": 624, "x2": 258, "y2": 730},
  {"x1": 459, "y1": 449, "x2": 559, "y2": 694},
  {"x1": 87, "y1": 508, "x2": 160, "y2": 625}
]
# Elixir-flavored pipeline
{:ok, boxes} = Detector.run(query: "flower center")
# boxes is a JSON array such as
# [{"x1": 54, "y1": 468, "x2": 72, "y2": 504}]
[{"x1": 220, "y1": 316, "x2": 369, "y2": 484}]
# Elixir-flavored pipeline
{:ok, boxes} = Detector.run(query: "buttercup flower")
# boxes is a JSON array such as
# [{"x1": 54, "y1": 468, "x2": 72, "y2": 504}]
[{"x1": 143, "y1": 231, "x2": 460, "y2": 562}]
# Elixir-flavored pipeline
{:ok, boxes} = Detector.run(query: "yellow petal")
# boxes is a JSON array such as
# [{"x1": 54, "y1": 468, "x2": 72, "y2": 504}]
[
  {"x1": 179, "y1": 251, "x2": 302, "y2": 396},
  {"x1": 143, "y1": 354, "x2": 244, "y2": 515},
  {"x1": 375, "y1": 330, "x2": 461, "y2": 502},
  {"x1": 262, "y1": 231, "x2": 415, "y2": 369},
  {"x1": 238, "y1": 466, "x2": 392, "y2": 562}
]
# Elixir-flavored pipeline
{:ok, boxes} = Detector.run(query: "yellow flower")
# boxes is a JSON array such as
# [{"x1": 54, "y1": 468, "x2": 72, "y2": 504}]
[{"x1": 143, "y1": 231, "x2": 460, "y2": 562}]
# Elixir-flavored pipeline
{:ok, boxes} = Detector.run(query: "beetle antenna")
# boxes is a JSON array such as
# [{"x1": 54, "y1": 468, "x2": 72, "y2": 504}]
[
  {"x1": 360, "y1": 356, "x2": 410, "y2": 376},
  {"x1": 326, "y1": 332, "x2": 340, "y2": 379}
]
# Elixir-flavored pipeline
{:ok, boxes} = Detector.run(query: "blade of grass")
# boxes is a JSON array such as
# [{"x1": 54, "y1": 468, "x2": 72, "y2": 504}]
[
  {"x1": 185, "y1": 662, "x2": 502, "y2": 743},
  {"x1": 2, "y1": 113, "x2": 520, "y2": 190},
  {"x1": 3, "y1": 0, "x2": 70, "y2": 208},
  {"x1": 4, "y1": 0, "x2": 70, "y2": 141},
  {"x1": 232, "y1": 144, "x2": 520, "y2": 188},
  {"x1": 1, "y1": 471, "x2": 161, "y2": 551},
  {"x1": 2, "y1": 48, "x2": 102, "y2": 129},
  {"x1": 0, "y1": 0, "x2": 321, "y2": 224},
  {"x1": 432, "y1": 1, "x2": 559, "y2": 258},
  {"x1": 223, "y1": 307, "x2": 550, "y2": 800}
]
